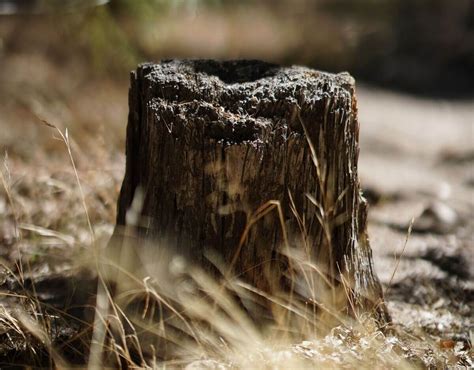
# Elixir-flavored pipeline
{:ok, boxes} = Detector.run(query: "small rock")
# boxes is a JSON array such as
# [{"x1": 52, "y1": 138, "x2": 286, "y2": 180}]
[
  {"x1": 439, "y1": 339, "x2": 455, "y2": 350},
  {"x1": 412, "y1": 202, "x2": 458, "y2": 234}
]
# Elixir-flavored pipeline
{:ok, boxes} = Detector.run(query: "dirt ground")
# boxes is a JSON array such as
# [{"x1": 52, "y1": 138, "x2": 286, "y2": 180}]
[
  {"x1": 358, "y1": 87, "x2": 473, "y2": 356},
  {"x1": 0, "y1": 34, "x2": 472, "y2": 368}
]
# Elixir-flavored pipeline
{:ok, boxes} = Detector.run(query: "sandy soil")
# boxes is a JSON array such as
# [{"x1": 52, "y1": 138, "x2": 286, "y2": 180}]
[{"x1": 358, "y1": 87, "x2": 473, "y2": 347}]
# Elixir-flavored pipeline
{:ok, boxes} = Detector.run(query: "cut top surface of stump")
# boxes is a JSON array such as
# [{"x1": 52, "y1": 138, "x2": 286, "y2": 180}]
[{"x1": 136, "y1": 59, "x2": 356, "y2": 144}]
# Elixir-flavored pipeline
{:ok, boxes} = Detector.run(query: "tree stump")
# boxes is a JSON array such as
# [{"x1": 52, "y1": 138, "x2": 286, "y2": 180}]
[{"x1": 111, "y1": 59, "x2": 387, "y2": 322}]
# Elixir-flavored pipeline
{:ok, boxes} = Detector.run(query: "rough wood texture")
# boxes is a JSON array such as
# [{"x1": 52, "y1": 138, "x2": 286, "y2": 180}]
[{"x1": 112, "y1": 59, "x2": 387, "y2": 320}]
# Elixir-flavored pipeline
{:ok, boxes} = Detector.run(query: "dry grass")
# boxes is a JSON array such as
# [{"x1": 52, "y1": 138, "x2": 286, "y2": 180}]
[{"x1": 1, "y1": 121, "x2": 471, "y2": 368}]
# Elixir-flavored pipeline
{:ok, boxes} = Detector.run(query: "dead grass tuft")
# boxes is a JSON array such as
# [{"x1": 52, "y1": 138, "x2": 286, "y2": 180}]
[{"x1": 1, "y1": 125, "x2": 471, "y2": 368}]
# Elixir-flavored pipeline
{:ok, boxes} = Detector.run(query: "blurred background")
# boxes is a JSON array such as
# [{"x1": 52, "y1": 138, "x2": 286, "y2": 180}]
[{"x1": 0, "y1": 0, "x2": 473, "y2": 155}]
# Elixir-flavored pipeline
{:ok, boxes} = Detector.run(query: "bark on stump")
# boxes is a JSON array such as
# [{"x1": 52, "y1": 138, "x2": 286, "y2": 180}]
[{"x1": 112, "y1": 59, "x2": 387, "y2": 322}]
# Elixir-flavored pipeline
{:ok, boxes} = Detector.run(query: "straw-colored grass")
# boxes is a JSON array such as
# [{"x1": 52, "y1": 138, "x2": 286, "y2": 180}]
[{"x1": 1, "y1": 124, "x2": 471, "y2": 369}]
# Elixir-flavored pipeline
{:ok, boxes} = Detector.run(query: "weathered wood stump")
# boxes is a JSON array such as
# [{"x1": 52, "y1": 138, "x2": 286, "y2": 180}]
[{"x1": 111, "y1": 59, "x2": 387, "y2": 322}]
